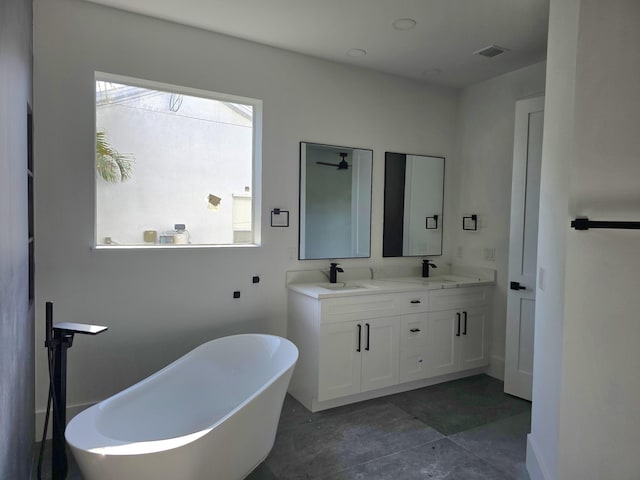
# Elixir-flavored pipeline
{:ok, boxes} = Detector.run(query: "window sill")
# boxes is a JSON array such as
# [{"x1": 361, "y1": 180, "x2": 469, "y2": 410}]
[{"x1": 92, "y1": 244, "x2": 260, "y2": 251}]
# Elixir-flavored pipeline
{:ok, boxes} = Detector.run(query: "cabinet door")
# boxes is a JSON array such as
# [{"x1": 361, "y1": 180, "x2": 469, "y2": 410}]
[
  {"x1": 459, "y1": 306, "x2": 489, "y2": 370},
  {"x1": 319, "y1": 321, "x2": 362, "y2": 401},
  {"x1": 425, "y1": 310, "x2": 459, "y2": 377},
  {"x1": 361, "y1": 317, "x2": 399, "y2": 392},
  {"x1": 399, "y1": 313, "x2": 430, "y2": 383}
]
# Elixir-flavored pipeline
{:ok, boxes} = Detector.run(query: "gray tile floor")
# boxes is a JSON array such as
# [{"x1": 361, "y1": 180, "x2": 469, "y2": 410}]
[{"x1": 34, "y1": 375, "x2": 531, "y2": 480}]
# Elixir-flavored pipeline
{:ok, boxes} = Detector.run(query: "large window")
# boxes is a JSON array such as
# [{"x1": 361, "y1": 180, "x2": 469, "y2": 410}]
[{"x1": 95, "y1": 73, "x2": 261, "y2": 247}]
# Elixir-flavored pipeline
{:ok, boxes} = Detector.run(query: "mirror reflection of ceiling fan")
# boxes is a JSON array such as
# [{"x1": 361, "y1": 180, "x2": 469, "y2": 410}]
[{"x1": 316, "y1": 152, "x2": 350, "y2": 170}]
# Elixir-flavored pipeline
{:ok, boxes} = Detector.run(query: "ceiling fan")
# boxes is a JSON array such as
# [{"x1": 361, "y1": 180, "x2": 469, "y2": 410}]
[{"x1": 316, "y1": 152, "x2": 350, "y2": 170}]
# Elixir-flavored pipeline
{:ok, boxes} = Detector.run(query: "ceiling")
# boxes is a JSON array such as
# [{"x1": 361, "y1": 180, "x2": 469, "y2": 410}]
[{"x1": 84, "y1": 0, "x2": 549, "y2": 88}]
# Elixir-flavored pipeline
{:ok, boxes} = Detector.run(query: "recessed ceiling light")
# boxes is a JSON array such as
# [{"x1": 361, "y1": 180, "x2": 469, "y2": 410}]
[
  {"x1": 346, "y1": 48, "x2": 367, "y2": 57},
  {"x1": 392, "y1": 18, "x2": 417, "y2": 31}
]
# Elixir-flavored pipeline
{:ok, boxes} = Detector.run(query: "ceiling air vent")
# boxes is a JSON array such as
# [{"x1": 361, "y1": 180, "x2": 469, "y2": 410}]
[{"x1": 473, "y1": 45, "x2": 509, "y2": 58}]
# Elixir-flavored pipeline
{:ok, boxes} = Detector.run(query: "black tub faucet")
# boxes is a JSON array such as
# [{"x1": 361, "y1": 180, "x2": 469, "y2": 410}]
[
  {"x1": 329, "y1": 263, "x2": 344, "y2": 283},
  {"x1": 422, "y1": 259, "x2": 437, "y2": 278}
]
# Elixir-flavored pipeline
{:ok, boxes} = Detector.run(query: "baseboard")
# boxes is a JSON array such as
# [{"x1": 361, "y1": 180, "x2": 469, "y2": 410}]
[
  {"x1": 486, "y1": 354, "x2": 505, "y2": 381},
  {"x1": 526, "y1": 434, "x2": 553, "y2": 480},
  {"x1": 304, "y1": 368, "x2": 486, "y2": 412},
  {"x1": 34, "y1": 402, "x2": 94, "y2": 440}
]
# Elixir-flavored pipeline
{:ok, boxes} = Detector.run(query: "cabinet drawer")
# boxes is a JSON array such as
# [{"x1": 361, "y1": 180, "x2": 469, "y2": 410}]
[
  {"x1": 399, "y1": 314, "x2": 430, "y2": 383},
  {"x1": 400, "y1": 314, "x2": 429, "y2": 354},
  {"x1": 394, "y1": 291, "x2": 429, "y2": 314},
  {"x1": 320, "y1": 289, "x2": 428, "y2": 323},
  {"x1": 429, "y1": 286, "x2": 488, "y2": 311},
  {"x1": 320, "y1": 294, "x2": 398, "y2": 323}
]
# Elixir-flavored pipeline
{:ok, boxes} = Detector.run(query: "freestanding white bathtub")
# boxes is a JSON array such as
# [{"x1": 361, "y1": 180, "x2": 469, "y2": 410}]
[{"x1": 66, "y1": 334, "x2": 298, "y2": 480}]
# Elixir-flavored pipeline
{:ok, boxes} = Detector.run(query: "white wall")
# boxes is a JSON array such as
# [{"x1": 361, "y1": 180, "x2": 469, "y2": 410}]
[
  {"x1": 33, "y1": 0, "x2": 458, "y2": 423},
  {"x1": 526, "y1": 2, "x2": 578, "y2": 478},
  {"x1": 527, "y1": 0, "x2": 579, "y2": 480},
  {"x1": 0, "y1": 0, "x2": 34, "y2": 477},
  {"x1": 557, "y1": 0, "x2": 640, "y2": 477},
  {"x1": 530, "y1": 1, "x2": 640, "y2": 479},
  {"x1": 453, "y1": 61, "x2": 546, "y2": 379}
]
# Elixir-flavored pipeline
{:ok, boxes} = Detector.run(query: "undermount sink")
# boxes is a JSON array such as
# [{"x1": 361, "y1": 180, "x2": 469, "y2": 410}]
[
  {"x1": 422, "y1": 277, "x2": 457, "y2": 284},
  {"x1": 319, "y1": 282, "x2": 376, "y2": 291},
  {"x1": 421, "y1": 275, "x2": 483, "y2": 286}
]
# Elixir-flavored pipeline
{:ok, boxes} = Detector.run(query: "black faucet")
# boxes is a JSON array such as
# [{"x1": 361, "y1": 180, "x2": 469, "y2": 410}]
[
  {"x1": 422, "y1": 259, "x2": 437, "y2": 278},
  {"x1": 329, "y1": 263, "x2": 344, "y2": 283}
]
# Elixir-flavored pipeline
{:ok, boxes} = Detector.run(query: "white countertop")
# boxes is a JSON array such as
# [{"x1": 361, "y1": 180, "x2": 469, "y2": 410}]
[{"x1": 287, "y1": 274, "x2": 494, "y2": 299}]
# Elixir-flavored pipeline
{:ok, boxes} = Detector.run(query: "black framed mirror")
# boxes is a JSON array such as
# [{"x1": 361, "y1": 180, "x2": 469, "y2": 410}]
[
  {"x1": 299, "y1": 142, "x2": 372, "y2": 260},
  {"x1": 383, "y1": 152, "x2": 444, "y2": 257}
]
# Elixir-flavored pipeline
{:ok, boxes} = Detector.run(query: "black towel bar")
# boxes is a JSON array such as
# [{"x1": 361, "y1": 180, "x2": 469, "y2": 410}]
[{"x1": 571, "y1": 217, "x2": 640, "y2": 230}]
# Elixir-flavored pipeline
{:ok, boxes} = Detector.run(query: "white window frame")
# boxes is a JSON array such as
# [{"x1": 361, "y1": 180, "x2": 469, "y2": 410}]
[{"x1": 93, "y1": 72, "x2": 262, "y2": 249}]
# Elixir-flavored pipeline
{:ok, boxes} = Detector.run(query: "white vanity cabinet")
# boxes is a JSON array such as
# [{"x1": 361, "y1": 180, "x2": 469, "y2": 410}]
[
  {"x1": 319, "y1": 316, "x2": 399, "y2": 400},
  {"x1": 288, "y1": 288, "x2": 427, "y2": 410},
  {"x1": 399, "y1": 286, "x2": 490, "y2": 382},
  {"x1": 287, "y1": 281, "x2": 490, "y2": 412},
  {"x1": 428, "y1": 287, "x2": 490, "y2": 373},
  {"x1": 317, "y1": 290, "x2": 432, "y2": 401}
]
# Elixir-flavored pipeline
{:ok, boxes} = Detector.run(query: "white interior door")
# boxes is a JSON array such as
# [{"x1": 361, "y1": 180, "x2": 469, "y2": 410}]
[{"x1": 505, "y1": 96, "x2": 544, "y2": 400}]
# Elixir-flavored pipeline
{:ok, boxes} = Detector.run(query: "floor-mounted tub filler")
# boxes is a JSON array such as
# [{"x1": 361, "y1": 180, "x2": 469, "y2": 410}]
[{"x1": 65, "y1": 334, "x2": 298, "y2": 480}]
